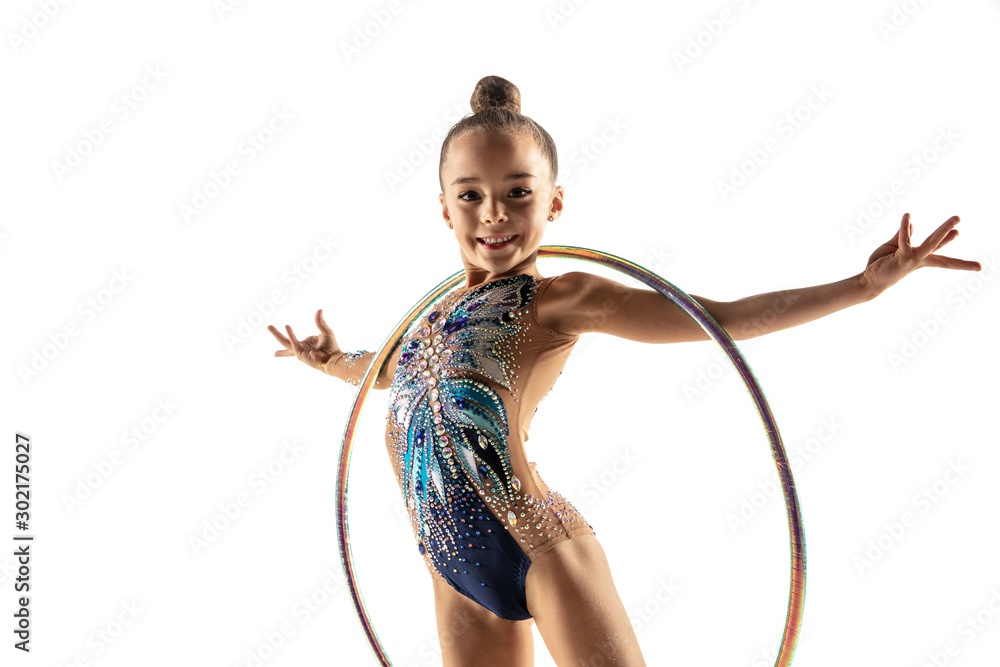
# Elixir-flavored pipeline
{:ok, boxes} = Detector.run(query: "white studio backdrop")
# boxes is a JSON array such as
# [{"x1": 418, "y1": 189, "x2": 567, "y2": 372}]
[{"x1": 2, "y1": 1, "x2": 999, "y2": 665}]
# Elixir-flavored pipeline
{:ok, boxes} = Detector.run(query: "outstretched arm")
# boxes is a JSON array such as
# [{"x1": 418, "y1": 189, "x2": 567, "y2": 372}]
[
  {"x1": 267, "y1": 310, "x2": 400, "y2": 389},
  {"x1": 703, "y1": 273, "x2": 870, "y2": 341},
  {"x1": 536, "y1": 213, "x2": 981, "y2": 342},
  {"x1": 536, "y1": 271, "x2": 865, "y2": 342}
]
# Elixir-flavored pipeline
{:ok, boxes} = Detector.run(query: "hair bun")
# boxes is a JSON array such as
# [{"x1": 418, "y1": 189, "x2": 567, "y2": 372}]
[{"x1": 470, "y1": 75, "x2": 521, "y2": 114}]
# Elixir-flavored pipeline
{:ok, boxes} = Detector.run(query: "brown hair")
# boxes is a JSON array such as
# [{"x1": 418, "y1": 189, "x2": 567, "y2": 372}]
[{"x1": 438, "y1": 75, "x2": 559, "y2": 192}]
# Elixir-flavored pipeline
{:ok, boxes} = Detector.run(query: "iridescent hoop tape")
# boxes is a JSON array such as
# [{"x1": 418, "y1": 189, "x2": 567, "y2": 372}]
[{"x1": 336, "y1": 245, "x2": 806, "y2": 666}]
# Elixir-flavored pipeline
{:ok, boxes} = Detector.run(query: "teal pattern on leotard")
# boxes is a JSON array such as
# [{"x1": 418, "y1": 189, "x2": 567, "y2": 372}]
[{"x1": 385, "y1": 273, "x2": 540, "y2": 619}]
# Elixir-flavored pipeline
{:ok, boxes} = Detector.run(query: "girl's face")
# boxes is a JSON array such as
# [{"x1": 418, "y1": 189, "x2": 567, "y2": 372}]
[{"x1": 439, "y1": 130, "x2": 563, "y2": 280}]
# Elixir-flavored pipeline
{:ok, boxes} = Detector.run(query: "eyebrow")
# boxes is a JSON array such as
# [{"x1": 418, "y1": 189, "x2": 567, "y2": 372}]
[{"x1": 450, "y1": 172, "x2": 536, "y2": 186}]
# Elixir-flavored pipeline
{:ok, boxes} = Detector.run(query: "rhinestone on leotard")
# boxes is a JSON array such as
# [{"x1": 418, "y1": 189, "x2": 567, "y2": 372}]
[{"x1": 384, "y1": 273, "x2": 594, "y2": 597}]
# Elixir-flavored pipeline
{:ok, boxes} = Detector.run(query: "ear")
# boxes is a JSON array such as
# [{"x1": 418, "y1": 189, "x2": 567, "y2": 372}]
[
  {"x1": 548, "y1": 184, "x2": 564, "y2": 220},
  {"x1": 439, "y1": 193, "x2": 452, "y2": 229}
]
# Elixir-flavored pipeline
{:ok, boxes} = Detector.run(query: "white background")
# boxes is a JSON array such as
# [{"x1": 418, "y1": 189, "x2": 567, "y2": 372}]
[{"x1": 3, "y1": 1, "x2": 999, "y2": 665}]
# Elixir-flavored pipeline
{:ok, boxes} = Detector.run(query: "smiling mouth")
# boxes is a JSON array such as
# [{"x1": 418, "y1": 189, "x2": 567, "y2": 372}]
[{"x1": 477, "y1": 234, "x2": 518, "y2": 248}]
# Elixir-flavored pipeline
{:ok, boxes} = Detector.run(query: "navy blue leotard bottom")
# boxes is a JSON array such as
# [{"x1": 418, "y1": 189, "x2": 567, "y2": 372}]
[{"x1": 424, "y1": 488, "x2": 533, "y2": 620}]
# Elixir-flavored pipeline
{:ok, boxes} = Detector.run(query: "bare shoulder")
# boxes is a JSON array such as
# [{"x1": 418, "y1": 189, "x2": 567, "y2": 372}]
[
  {"x1": 535, "y1": 271, "x2": 716, "y2": 344},
  {"x1": 535, "y1": 271, "x2": 615, "y2": 335}
]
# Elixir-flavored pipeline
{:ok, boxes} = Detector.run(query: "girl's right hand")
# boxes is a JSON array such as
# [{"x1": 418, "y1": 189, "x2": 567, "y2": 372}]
[{"x1": 267, "y1": 309, "x2": 341, "y2": 374}]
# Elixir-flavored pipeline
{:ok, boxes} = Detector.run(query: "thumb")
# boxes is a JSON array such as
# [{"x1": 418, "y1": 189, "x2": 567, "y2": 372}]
[{"x1": 316, "y1": 308, "x2": 334, "y2": 335}]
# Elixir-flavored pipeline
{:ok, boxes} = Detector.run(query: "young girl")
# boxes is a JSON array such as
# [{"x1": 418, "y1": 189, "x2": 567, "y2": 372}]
[{"x1": 268, "y1": 75, "x2": 981, "y2": 666}]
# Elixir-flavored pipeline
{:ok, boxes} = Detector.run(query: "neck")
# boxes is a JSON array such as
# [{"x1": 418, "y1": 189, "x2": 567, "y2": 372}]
[{"x1": 459, "y1": 255, "x2": 542, "y2": 289}]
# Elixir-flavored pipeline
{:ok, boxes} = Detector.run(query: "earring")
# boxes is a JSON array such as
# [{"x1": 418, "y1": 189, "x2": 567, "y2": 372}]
[{"x1": 547, "y1": 216, "x2": 554, "y2": 221}]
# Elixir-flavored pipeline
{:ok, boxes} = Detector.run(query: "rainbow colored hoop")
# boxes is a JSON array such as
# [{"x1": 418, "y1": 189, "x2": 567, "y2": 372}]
[{"x1": 336, "y1": 245, "x2": 806, "y2": 666}]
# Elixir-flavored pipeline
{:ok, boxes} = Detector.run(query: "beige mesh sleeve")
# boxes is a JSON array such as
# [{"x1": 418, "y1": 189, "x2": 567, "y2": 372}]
[{"x1": 323, "y1": 350, "x2": 374, "y2": 386}]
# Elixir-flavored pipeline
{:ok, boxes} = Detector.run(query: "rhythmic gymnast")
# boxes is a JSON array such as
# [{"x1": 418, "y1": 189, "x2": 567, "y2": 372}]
[{"x1": 268, "y1": 75, "x2": 981, "y2": 666}]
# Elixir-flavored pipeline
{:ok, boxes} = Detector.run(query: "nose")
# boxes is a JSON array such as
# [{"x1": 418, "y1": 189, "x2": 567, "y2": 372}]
[{"x1": 481, "y1": 197, "x2": 507, "y2": 225}]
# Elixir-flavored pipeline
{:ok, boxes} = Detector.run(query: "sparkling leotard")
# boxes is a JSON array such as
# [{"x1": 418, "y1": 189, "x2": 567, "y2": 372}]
[{"x1": 384, "y1": 272, "x2": 595, "y2": 620}]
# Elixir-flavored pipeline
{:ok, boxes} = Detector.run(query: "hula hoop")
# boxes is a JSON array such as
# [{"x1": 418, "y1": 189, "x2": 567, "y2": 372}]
[{"x1": 336, "y1": 245, "x2": 806, "y2": 666}]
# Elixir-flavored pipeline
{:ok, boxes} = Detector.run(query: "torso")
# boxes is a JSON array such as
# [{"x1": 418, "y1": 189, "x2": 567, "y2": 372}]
[{"x1": 384, "y1": 272, "x2": 594, "y2": 579}]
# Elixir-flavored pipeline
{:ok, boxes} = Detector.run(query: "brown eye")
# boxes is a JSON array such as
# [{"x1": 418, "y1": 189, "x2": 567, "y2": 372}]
[{"x1": 510, "y1": 188, "x2": 531, "y2": 197}]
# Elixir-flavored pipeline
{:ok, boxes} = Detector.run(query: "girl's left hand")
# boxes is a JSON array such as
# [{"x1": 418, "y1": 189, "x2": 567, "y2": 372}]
[{"x1": 862, "y1": 213, "x2": 982, "y2": 297}]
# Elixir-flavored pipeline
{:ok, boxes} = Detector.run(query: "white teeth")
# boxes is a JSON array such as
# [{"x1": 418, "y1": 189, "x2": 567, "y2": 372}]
[{"x1": 480, "y1": 235, "x2": 515, "y2": 244}]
